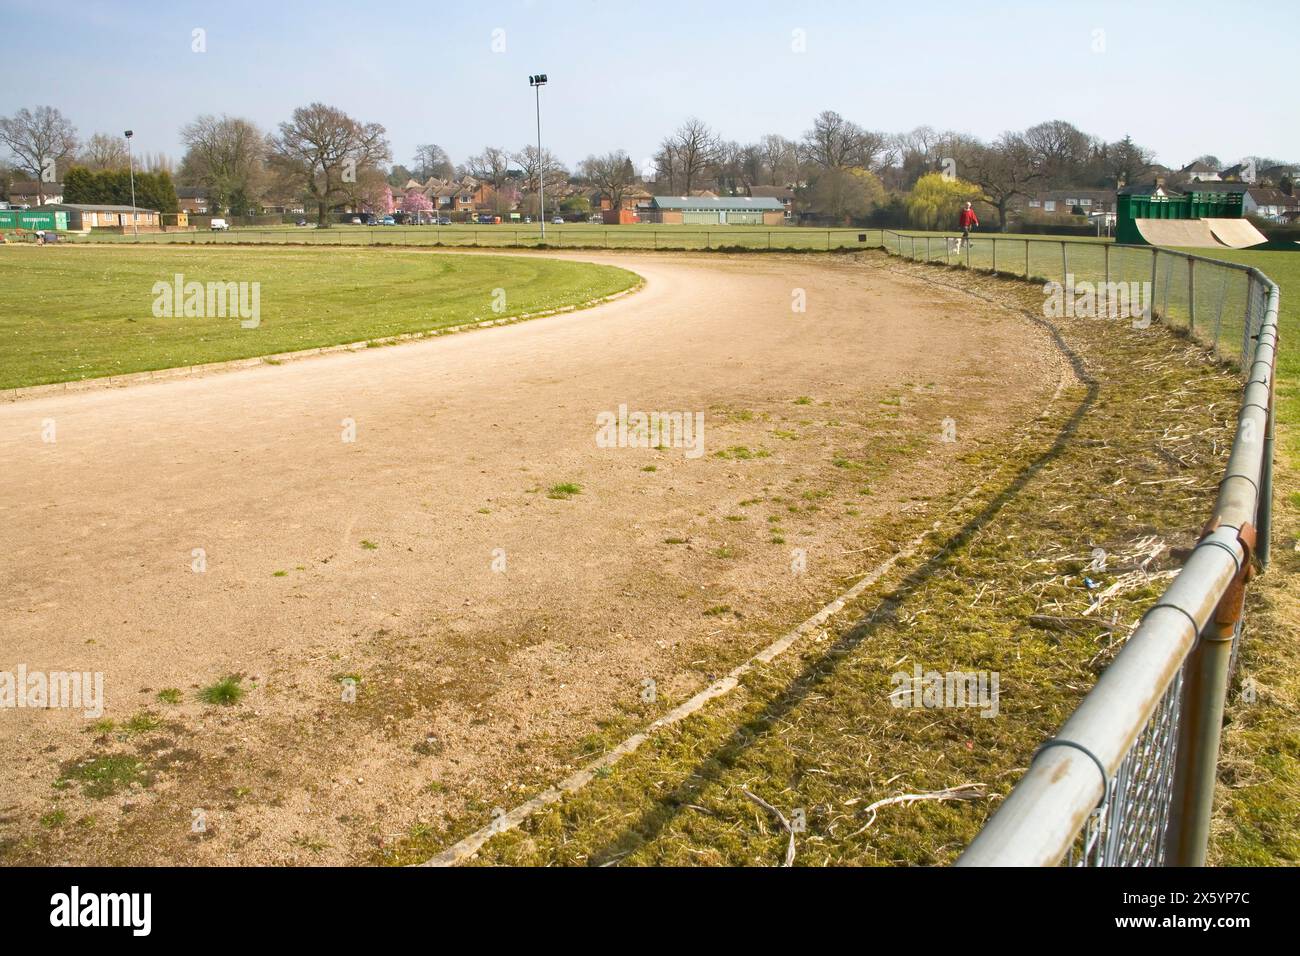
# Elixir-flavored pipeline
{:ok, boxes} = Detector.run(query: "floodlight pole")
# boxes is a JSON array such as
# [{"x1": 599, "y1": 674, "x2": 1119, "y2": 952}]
[
  {"x1": 124, "y1": 130, "x2": 137, "y2": 237},
  {"x1": 529, "y1": 74, "x2": 547, "y2": 240}
]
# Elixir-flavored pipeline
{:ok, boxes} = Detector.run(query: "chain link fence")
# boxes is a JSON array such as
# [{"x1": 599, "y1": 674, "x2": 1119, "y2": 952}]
[{"x1": 880, "y1": 230, "x2": 1278, "y2": 866}]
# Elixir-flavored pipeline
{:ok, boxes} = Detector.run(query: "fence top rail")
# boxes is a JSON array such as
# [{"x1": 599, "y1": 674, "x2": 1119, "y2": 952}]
[
  {"x1": 879, "y1": 229, "x2": 1280, "y2": 867},
  {"x1": 881, "y1": 229, "x2": 1277, "y2": 285}
]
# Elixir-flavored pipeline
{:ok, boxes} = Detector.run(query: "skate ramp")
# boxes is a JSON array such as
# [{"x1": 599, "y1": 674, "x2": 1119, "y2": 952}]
[
  {"x1": 1134, "y1": 219, "x2": 1224, "y2": 248},
  {"x1": 1205, "y1": 218, "x2": 1268, "y2": 249}
]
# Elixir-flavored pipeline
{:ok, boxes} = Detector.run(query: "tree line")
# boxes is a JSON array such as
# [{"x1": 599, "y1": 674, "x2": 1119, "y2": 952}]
[{"x1": 2, "y1": 103, "x2": 1294, "y2": 228}]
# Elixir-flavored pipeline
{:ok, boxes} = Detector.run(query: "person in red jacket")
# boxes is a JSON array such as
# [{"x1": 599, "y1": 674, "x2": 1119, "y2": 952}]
[{"x1": 958, "y1": 202, "x2": 979, "y2": 248}]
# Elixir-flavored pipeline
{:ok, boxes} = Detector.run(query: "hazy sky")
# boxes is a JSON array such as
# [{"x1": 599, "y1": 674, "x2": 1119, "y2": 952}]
[{"x1": 4, "y1": 0, "x2": 1296, "y2": 173}]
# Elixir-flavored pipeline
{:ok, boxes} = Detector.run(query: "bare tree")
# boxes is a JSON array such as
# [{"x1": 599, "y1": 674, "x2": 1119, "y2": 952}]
[
  {"x1": 801, "y1": 110, "x2": 888, "y2": 172},
  {"x1": 180, "y1": 114, "x2": 267, "y2": 215},
  {"x1": 652, "y1": 142, "x2": 678, "y2": 194},
  {"x1": 78, "y1": 132, "x2": 129, "y2": 171},
  {"x1": 268, "y1": 103, "x2": 390, "y2": 226},
  {"x1": 0, "y1": 106, "x2": 79, "y2": 204},
  {"x1": 413, "y1": 143, "x2": 453, "y2": 181},
  {"x1": 663, "y1": 117, "x2": 721, "y2": 195},
  {"x1": 964, "y1": 133, "x2": 1042, "y2": 231},
  {"x1": 581, "y1": 151, "x2": 637, "y2": 212},
  {"x1": 462, "y1": 146, "x2": 511, "y2": 192},
  {"x1": 512, "y1": 144, "x2": 567, "y2": 218},
  {"x1": 759, "y1": 134, "x2": 799, "y2": 185}
]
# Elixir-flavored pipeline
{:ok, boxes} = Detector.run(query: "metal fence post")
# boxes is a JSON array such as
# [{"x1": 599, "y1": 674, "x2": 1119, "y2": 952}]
[
  {"x1": 992, "y1": 237, "x2": 997, "y2": 273},
  {"x1": 1188, "y1": 258, "x2": 1196, "y2": 333},
  {"x1": 926, "y1": 237, "x2": 931, "y2": 262},
  {"x1": 1149, "y1": 249, "x2": 1160, "y2": 321},
  {"x1": 1061, "y1": 240, "x2": 1068, "y2": 285},
  {"x1": 1260, "y1": 395, "x2": 1275, "y2": 568},
  {"x1": 1103, "y1": 242, "x2": 1111, "y2": 316},
  {"x1": 1165, "y1": 615, "x2": 1237, "y2": 865},
  {"x1": 1024, "y1": 240, "x2": 1030, "y2": 279}
]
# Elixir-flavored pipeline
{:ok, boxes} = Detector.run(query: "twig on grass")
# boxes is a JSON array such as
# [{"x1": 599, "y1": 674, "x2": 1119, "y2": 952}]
[
  {"x1": 850, "y1": 783, "x2": 988, "y2": 836},
  {"x1": 741, "y1": 788, "x2": 797, "y2": 867}
]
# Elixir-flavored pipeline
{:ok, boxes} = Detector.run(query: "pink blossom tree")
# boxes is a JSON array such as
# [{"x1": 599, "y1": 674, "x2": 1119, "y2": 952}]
[{"x1": 401, "y1": 188, "x2": 433, "y2": 221}]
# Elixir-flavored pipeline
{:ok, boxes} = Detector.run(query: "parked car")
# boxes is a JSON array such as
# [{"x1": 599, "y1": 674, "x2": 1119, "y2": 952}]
[
  {"x1": 295, "y1": 219, "x2": 308, "y2": 227},
  {"x1": 589, "y1": 215, "x2": 604, "y2": 224},
  {"x1": 436, "y1": 217, "x2": 451, "y2": 225},
  {"x1": 552, "y1": 217, "x2": 564, "y2": 224},
  {"x1": 210, "y1": 218, "x2": 230, "y2": 231},
  {"x1": 380, "y1": 216, "x2": 396, "y2": 226},
  {"x1": 523, "y1": 216, "x2": 533, "y2": 223}
]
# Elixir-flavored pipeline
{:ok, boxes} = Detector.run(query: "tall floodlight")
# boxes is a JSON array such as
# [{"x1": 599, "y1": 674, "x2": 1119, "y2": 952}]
[
  {"x1": 124, "y1": 130, "x2": 138, "y2": 237},
  {"x1": 528, "y1": 74, "x2": 548, "y2": 240}
]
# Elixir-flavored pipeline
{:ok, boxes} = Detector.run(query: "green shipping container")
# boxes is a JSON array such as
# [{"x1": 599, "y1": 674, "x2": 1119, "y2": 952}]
[{"x1": 0, "y1": 209, "x2": 68, "y2": 231}]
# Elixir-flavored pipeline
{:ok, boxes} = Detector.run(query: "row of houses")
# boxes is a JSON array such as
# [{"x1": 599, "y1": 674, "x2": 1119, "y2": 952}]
[
  {"x1": 1176, "y1": 159, "x2": 1296, "y2": 186},
  {"x1": 1008, "y1": 181, "x2": 1300, "y2": 225}
]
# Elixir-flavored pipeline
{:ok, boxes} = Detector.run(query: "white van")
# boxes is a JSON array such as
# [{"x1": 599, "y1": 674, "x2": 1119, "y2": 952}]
[{"x1": 210, "y1": 218, "x2": 230, "y2": 231}]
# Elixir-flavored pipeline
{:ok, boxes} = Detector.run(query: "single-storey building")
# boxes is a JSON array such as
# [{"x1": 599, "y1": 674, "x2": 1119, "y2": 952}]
[
  {"x1": 645, "y1": 195, "x2": 785, "y2": 225},
  {"x1": 44, "y1": 203, "x2": 162, "y2": 232}
]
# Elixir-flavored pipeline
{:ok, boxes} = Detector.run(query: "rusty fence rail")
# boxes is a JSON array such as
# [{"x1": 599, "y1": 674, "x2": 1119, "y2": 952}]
[{"x1": 880, "y1": 229, "x2": 1278, "y2": 866}]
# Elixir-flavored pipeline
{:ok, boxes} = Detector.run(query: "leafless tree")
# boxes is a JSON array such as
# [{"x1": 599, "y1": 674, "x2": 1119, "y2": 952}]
[
  {"x1": 462, "y1": 146, "x2": 511, "y2": 192},
  {"x1": 0, "y1": 105, "x2": 79, "y2": 204},
  {"x1": 268, "y1": 102, "x2": 390, "y2": 226},
  {"x1": 801, "y1": 110, "x2": 888, "y2": 172},
  {"x1": 759, "y1": 134, "x2": 799, "y2": 185},
  {"x1": 513, "y1": 145, "x2": 567, "y2": 197},
  {"x1": 663, "y1": 117, "x2": 721, "y2": 195},
  {"x1": 964, "y1": 133, "x2": 1042, "y2": 230},
  {"x1": 78, "y1": 132, "x2": 129, "y2": 171},
  {"x1": 180, "y1": 114, "x2": 267, "y2": 215},
  {"x1": 580, "y1": 150, "x2": 638, "y2": 212},
  {"x1": 413, "y1": 143, "x2": 453, "y2": 181}
]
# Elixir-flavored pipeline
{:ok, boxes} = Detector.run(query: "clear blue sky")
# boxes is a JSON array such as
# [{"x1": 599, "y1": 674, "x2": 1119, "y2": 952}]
[{"x1": 4, "y1": 0, "x2": 1296, "y2": 172}]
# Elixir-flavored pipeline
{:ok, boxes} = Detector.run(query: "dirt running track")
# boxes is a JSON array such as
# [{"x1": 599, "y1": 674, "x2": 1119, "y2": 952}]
[{"x1": 0, "y1": 250, "x2": 1066, "y2": 864}]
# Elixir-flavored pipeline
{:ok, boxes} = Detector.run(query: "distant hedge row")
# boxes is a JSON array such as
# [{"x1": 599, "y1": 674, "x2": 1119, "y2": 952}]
[{"x1": 63, "y1": 166, "x2": 180, "y2": 213}]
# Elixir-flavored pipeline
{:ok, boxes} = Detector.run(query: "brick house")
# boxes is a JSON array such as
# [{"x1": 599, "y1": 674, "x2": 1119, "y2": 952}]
[
  {"x1": 7, "y1": 180, "x2": 64, "y2": 206},
  {"x1": 176, "y1": 186, "x2": 212, "y2": 214}
]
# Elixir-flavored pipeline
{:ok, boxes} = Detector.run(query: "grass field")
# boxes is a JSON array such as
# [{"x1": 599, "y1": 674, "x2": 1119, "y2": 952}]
[
  {"x1": 46, "y1": 222, "x2": 883, "y2": 252},
  {"x1": 0, "y1": 246, "x2": 638, "y2": 390}
]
